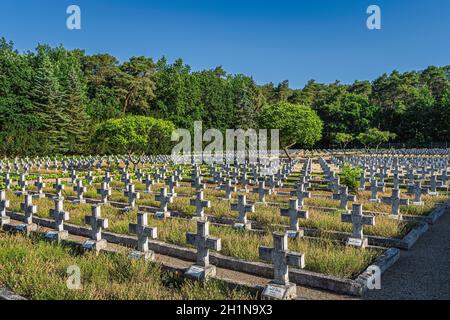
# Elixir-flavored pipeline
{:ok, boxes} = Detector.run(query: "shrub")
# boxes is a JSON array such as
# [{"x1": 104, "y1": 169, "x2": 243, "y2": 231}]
[{"x1": 339, "y1": 164, "x2": 363, "y2": 191}]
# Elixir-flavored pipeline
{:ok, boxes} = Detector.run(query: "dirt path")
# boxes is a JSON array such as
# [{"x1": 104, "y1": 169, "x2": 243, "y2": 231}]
[{"x1": 364, "y1": 207, "x2": 450, "y2": 300}]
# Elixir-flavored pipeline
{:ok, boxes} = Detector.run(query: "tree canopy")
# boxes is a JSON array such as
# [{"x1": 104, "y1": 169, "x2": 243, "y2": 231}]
[{"x1": 0, "y1": 38, "x2": 449, "y2": 156}]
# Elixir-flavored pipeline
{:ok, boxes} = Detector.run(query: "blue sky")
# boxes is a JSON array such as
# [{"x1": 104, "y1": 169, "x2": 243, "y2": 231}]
[{"x1": 1, "y1": 0, "x2": 449, "y2": 88}]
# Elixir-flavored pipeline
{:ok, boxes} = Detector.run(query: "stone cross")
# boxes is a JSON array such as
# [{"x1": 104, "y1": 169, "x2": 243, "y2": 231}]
[
  {"x1": 155, "y1": 187, "x2": 174, "y2": 219},
  {"x1": 186, "y1": 219, "x2": 221, "y2": 279},
  {"x1": 73, "y1": 179, "x2": 87, "y2": 204},
  {"x1": 0, "y1": 190, "x2": 10, "y2": 226},
  {"x1": 53, "y1": 178, "x2": 65, "y2": 197},
  {"x1": 20, "y1": 194, "x2": 37, "y2": 225},
  {"x1": 341, "y1": 203, "x2": 375, "y2": 248},
  {"x1": 290, "y1": 183, "x2": 310, "y2": 206},
  {"x1": 253, "y1": 180, "x2": 271, "y2": 203},
  {"x1": 333, "y1": 186, "x2": 356, "y2": 210},
  {"x1": 129, "y1": 212, "x2": 157, "y2": 260},
  {"x1": 34, "y1": 176, "x2": 46, "y2": 198},
  {"x1": 143, "y1": 175, "x2": 154, "y2": 194},
  {"x1": 83, "y1": 205, "x2": 108, "y2": 252},
  {"x1": 429, "y1": 175, "x2": 438, "y2": 195},
  {"x1": 46, "y1": 197, "x2": 70, "y2": 241},
  {"x1": 97, "y1": 182, "x2": 111, "y2": 204},
  {"x1": 103, "y1": 172, "x2": 113, "y2": 186},
  {"x1": 86, "y1": 171, "x2": 94, "y2": 186},
  {"x1": 191, "y1": 176, "x2": 205, "y2": 191},
  {"x1": 219, "y1": 180, "x2": 236, "y2": 200},
  {"x1": 412, "y1": 182, "x2": 425, "y2": 205},
  {"x1": 3, "y1": 173, "x2": 11, "y2": 190},
  {"x1": 17, "y1": 174, "x2": 28, "y2": 196},
  {"x1": 70, "y1": 170, "x2": 78, "y2": 184},
  {"x1": 166, "y1": 176, "x2": 179, "y2": 196},
  {"x1": 382, "y1": 188, "x2": 409, "y2": 217},
  {"x1": 280, "y1": 198, "x2": 308, "y2": 237},
  {"x1": 190, "y1": 190, "x2": 211, "y2": 218},
  {"x1": 231, "y1": 194, "x2": 255, "y2": 229},
  {"x1": 124, "y1": 183, "x2": 140, "y2": 209},
  {"x1": 369, "y1": 180, "x2": 380, "y2": 203},
  {"x1": 259, "y1": 232, "x2": 305, "y2": 287},
  {"x1": 358, "y1": 171, "x2": 366, "y2": 191}
]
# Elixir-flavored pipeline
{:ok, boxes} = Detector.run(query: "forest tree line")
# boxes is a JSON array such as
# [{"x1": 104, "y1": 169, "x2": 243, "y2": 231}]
[{"x1": 0, "y1": 38, "x2": 449, "y2": 156}]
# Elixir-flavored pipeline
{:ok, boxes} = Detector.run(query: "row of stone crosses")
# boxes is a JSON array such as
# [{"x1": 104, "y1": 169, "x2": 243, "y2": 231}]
[{"x1": 0, "y1": 151, "x2": 448, "y2": 300}]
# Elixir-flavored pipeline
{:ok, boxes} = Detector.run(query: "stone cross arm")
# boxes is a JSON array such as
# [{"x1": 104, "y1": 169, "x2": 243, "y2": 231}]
[
  {"x1": 341, "y1": 213, "x2": 375, "y2": 226},
  {"x1": 129, "y1": 223, "x2": 157, "y2": 238},
  {"x1": 84, "y1": 216, "x2": 109, "y2": 229},
  {"x1": 186, "y1": 233, "x2": 221, "y2": 251},
  {"x1": 258, "y1": 246, "x2": 305, "y2": 269}
]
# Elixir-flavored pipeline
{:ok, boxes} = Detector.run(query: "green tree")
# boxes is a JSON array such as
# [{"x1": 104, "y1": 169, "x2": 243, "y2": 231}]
[
  {"x1": 29, "y1": 52, "x2": 68, "y2": 154},
  {"x1": 258, "y1": 102, "x2": 323, "y2": 159},
  {"x1": 115, "y1": 56, "x2": 156, "y2": 114},
  {"x1": 357, "y1": 128, "x2": 396, "y2": 150},
  {"x1": 333, "y1": 133, "x2": 354, "y2": 149},
  {"x1": 92, "y1": 116, "x2": 176, "y2": 156}
]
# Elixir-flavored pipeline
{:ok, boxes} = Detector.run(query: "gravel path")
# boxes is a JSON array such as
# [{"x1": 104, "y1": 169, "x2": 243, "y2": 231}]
[{"x1": 364, "y1": 207, "x2": 450, "y2": 300}]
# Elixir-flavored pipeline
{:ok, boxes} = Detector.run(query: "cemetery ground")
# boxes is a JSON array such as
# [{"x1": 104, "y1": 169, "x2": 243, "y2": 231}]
[{"x1": 0, "y1": 150, "x2": 449, "y2": 300}]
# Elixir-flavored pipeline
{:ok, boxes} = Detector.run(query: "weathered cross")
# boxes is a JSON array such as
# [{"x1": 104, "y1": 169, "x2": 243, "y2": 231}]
[
  {"x1": 129, "y1": 212, "x2": 157, "y2": 253},
  {"x1": 290, "y1": 183, "x2": 310, "y2": 206},
  {"x1": 341, "y1": 203, "x2": 375, "y2": 248},
  {"x1": 124, "y1": 183, "x2": 140, "y2": 209},
  {"x1": 21, "y1": 194, "x2": 37, "y2": 225},
  {"x1": 84, "y1": 205, "x2": 108, "y2": 242},
  {"x1": 186, "y1": 219, "x2": 221, "y2": 267},
  {"x1": 44, "y1": 196, "x2": 70, "y2": 242},
  {"x1": 53, "y1": 178, "x2": 65, "y2": 197},
  {"x1": 259, "y1": 232, "x2": 305, "y2": 286},
  {"x1": 0, "y1": 190, "x2": 10, "y2": 226},
  {"x1": 190, "y1": 190, "x2": 211, "y2": 218},
  {"x1": 231, "y1": 194, "x2": 255, "y2": 227},
  {"x1": 219, "y1": 180, "x2": 236, "y2": 200},
  {"x1": 166, "y1": 176, "x2": 179, "y2": 196},
  {"x1": 253, "y1": 180, "x2": 271, "y2": 203},
  {"x1": 332, "y1": 186, "x2": 356, "y2": 210},
  {"x1": 3, "y1": 174, "x2": 11, "y2": 190},
  {"x1": 280, "y1": 199, "x2": 308, "y2": 234},
  {"x1": 155, "y1": 187, "x2": 174, "y2": 218},
  {"x1": 17, "y1": 174, "x2": 28, "y2": 195},
  {"x1": 34, "y1": 176, "x2": 46, "y2": 198},
  {"x1": 50, "y1": 197, "x2": 70, "y2": 232},
  {"x1": 86, "y1": 171, "x2": 94, "y2": 186},
  {"x1": 97, "y1": 182, "x2": 111, "y2": 204},
  {"x1": 143, "y1": 175, "x2": 154, "y2": 194},
  {"x1": 70, "y1": 170, "x2": 78, "y2": 184},
  {"x1": 191, "y1": 176, "x2": 205, "y2": 191},
  {"x1": 73, "y1": 179, "x2": 87, "y2": 204},
  {"x1": 381, "y1": 188, "x2": 409, "y2": 217}
]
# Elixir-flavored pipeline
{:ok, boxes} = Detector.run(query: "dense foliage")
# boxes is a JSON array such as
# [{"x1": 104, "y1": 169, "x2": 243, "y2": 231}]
[
  {"x1": 0, "y1": 38, "x2": 448, "y2": 156},
  {"x1": 92, "y1": 116, "x2": 175, "y2": 156}
]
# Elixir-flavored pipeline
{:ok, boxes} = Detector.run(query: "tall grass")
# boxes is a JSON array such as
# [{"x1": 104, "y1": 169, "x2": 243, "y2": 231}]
[{"x1": 0, "y1": 232, "x2": 255, "y2": 300}]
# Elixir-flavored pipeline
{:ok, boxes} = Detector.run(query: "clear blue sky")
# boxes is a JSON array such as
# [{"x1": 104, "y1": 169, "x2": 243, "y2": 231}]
[{"x1": 1, "y1": 0, "x2": 449, "y2": 88}]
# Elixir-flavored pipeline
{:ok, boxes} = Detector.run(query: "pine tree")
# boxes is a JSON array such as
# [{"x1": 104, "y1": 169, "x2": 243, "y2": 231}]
[
  {"x1": 29, "y1": 53, "x2": 68, "y2": 154},
  {"x1": 64, "y1": 64, "x2": 89, "y2": 154}
]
